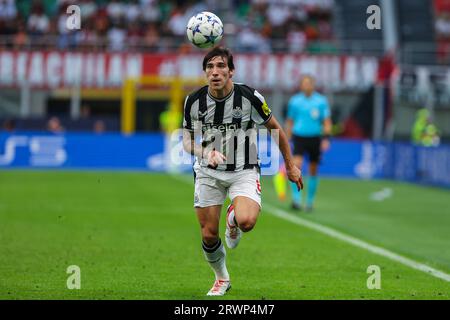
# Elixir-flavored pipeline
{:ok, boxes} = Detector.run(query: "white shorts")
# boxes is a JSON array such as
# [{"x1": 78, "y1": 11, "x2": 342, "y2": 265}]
[{"x1": 193, "y1": 165, "x2": 262, "y2": 209}]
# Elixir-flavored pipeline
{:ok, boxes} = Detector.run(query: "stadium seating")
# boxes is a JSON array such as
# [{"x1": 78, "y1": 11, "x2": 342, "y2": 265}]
[{"x1": 0, "y1": 0, "x2": 336, "y2": 52}]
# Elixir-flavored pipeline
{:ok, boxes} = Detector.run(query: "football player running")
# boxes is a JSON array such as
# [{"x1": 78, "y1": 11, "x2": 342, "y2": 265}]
[{"x1": 183, "y1": 47, "x2": 303, "y2": 296}]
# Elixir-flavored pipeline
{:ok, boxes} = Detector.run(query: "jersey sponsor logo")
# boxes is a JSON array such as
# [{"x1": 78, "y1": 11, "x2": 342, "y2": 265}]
[
  {"x1": 202, "y1": 123, "x2": 240, "y2": 133},
  {"x1": 232, "y1": 106, "x2": 243, "y2": 118},
  {"x1": 262, "y1": 101, "x2": 271, "y2": 116},
  {"x1": 199, "y1": 110, "x2": 208, "y2": 118}
]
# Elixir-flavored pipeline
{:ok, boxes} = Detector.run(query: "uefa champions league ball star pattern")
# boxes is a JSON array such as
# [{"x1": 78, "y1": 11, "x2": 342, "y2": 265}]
[{"x1": 186, "y1": 12, "x2": 223, "y2": 48}]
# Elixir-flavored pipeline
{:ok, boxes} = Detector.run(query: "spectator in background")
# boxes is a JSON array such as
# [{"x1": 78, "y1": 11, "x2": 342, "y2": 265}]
[
  {"x1": 13, "y1": 21, "x2": 29, "y2": 49},
  {"x1": 0, "y1": 0, "x2": 17, "y2": 21},
  {"x1": 291, "y1": 3, "x2": 308, "y2": 23},
  {"x1": 127, "y1": 21, "x2": 143, "y2": 49},
  {"x1": 2, "y1": 119, "x2": 16, "y2": 132},
  {"x1": 79, "y1": 0, "x2": 98, "y2": 20},
  {"x1": 107, "y1": 0, "x2": 125, "y2": 22},
  {"x1": 57, "y1": 2, "x2": 77, "y2": 49},
  {"x1": 108, "y1": 20, "x2": 126, "y2": 51},
  {"x1": 141, "y1": 0, "x2": 161, "y2": 24},
  {"x1": 93, "y1": 7, "x2": 109, "y2": 48},
  {"x1": 47, "y1": 17, "x2": 59, "y2": 49},
  {"x1": 47, "y1": 116, "x2": 65, "y2": 134},
  {"x1": 317, "y1": 16, "x2": 332, "y2": 40},
  {"x1": 304, "y1": 22, "x2": 319, "y2": 41},
  {"x1": 27, "y1": 3, "x2": 50, "y2": 36},
  {"x1": 0, "y1": 0, "x2": 335, "y2": 53},
  {"x1": 143, "y1": 23, "x2": 160, "y2": 51},
  {"x1": 167, "y1": 4, "x2": 190, "y2": 38},
  {"x1": 80, "y1": 105, "x2": 91, "y2": 118},
  {"x1": 159, "y1": 107, "x2": 182, "y2": 134},
  {"x1": 235, "y1": 23, "x2": 271, "y2": 53},
  {"x1": 412, "y1": 108, "x2": 440, "y2": 147},
  {"x1": 266, "y1": 3, "x2": 291, "y2": 38},
  {"x1": 93, "y1": 120, "x2": 106, "y2": 134},
  {"x1": 125, "y1": 0, "x2": 141, "y2": 22},
  {"x1": 287, "y1": 22, "x2": 307, "y2": 53},
  {"x1": 76, "y1": 17, "x2": 99, "y2": 49},
  {"x1": 186, "y1": 1, "x2": 208, "y2": 19}
]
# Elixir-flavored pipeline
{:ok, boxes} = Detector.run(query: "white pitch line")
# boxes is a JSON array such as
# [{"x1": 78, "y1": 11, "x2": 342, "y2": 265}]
[
  {"x1": 170, "y1": 173, "x2": 450, "y2": 283},
  {"x1": 264, "y1": 203, "x2": 450, "y2": 283}
]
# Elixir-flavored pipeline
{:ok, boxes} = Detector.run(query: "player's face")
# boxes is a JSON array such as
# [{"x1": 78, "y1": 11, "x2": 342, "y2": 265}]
[
  {"x1": 300, "y1": 77, "x2": 315, "y2": 95},
  {"x1": 205, "y1": 56, "x2": 234, "y2": 91}
]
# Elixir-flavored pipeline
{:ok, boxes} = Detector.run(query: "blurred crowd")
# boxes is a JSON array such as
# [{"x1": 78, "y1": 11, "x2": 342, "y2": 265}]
[
  {"x1": 1, "y1": 0, "x2": 449, "y2": 56},
  {"x1": 234, "y1": 0, "x2": 335, "y2": 53},
  {"x1": 0, "y1": 0, "x2": 336, "y2": 53},
  {"x1": 2, "y1": 114, "x2": 113, "y2": 134}
]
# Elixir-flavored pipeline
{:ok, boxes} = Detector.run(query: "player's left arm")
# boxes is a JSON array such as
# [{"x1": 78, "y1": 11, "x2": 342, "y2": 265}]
[
  {"x1": 264, "y1": 116, "x2": 303, "y2": 190},
  {"x1": 321, "y1": 118, "x2": 332, "y2": 151},
  {"x1": 249, "y1": 87, "x2": 303, "y2": 189},
  {"x1": 321, "y1": 97, "x2": 332, "y2": 152}
]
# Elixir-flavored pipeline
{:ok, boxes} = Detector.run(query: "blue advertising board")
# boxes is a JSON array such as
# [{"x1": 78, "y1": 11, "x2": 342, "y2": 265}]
[
  {"x1": 0, "y1": 132, "x2": 449, "y2": 188},
  {"x1": 0, "y1": 132, "x2": 165, "y2": 171}
]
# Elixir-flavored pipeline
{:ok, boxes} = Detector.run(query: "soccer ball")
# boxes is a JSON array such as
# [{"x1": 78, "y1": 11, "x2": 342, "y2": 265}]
[{"x1": 186, "y1": 12, "x2": 223, "y2": 49}]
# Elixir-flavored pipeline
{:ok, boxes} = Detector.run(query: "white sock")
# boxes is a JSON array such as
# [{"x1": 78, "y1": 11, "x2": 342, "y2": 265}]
[{"x1": 202, "y1": 239, "x2": 230, "y2": 281}]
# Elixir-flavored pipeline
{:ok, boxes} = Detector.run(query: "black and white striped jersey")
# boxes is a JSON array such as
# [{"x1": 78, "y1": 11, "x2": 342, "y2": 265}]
[{"x1": 183, "y1": 83, "x2": 273, "y2": 172}]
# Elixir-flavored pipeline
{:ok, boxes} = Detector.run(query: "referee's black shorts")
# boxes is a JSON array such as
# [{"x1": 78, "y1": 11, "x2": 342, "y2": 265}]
[{"x1": 292, "y1": 135, "x2": 322, "y2": 163}]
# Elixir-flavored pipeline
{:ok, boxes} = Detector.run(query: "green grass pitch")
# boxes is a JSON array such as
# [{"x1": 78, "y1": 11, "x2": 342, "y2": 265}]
[{"x1": 1, "y1": 170, "x2": 449, "y2": 299}]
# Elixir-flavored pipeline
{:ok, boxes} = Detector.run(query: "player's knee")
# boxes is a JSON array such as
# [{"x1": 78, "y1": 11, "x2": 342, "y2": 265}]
[
  {"x1": 201, "y1": 227, "x2": 219, "y2": 245},
  {"x1": 240, "y1": 223, "x2": 254, "y2": 232},
  {"x1": 238, "y1": 217, "x2": 257, "y2": 232}
]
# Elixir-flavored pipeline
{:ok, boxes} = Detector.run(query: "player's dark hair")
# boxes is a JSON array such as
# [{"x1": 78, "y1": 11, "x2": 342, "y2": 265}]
[{"x1": 202, "y1": 46, "x2": 235, "y2": 71}]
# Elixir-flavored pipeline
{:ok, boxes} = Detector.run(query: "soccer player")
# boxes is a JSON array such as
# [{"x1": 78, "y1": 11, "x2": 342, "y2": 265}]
[
  {"x1": 285, "y1": 75, "x2": 332, "y2": 212},
  {"x1": 182, "y1": 47, "x2": 303, "y2": 296}
]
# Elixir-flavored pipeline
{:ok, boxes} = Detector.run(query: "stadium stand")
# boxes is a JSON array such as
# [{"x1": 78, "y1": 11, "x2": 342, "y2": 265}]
[
  {"x1": 0, "y1": 0, "x2": 336, "y2": 53},
  {"x1": 0, "y1": 0, "x2": 449, "y2": 141}
]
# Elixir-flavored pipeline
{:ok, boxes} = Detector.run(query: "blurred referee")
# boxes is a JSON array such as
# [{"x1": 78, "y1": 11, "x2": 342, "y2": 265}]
[{"x1": 285, "y1": 75, "x2": 332, "y2": 212}]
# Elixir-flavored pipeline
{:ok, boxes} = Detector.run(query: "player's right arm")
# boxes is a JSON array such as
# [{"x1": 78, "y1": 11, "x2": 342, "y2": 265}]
[
  {"x1": 182, "y1": 129, "x2": 200, "y2": 157},
  {"x1": 182, "y1": 95, "x2": 225, "y2": 167},
  {"x1": 182, "y1": 130, "x2": 226, "y2": 167},
  {"x1": 182, "y1": 94, "x2": 203, "y2": 158}
]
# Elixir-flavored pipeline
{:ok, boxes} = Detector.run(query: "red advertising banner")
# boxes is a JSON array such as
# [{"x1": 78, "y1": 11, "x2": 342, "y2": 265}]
[{"x1": 0, "y1": 51, "x2": 380, "y2": 91}]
